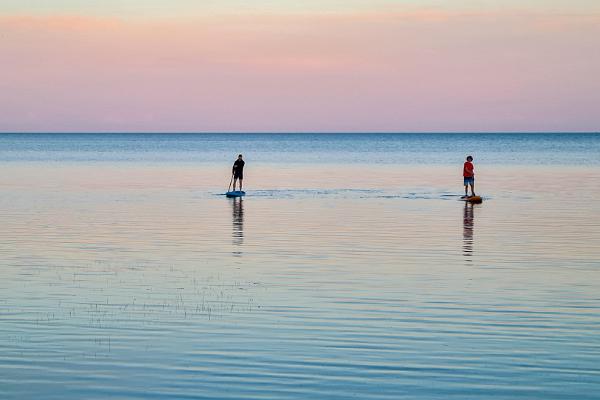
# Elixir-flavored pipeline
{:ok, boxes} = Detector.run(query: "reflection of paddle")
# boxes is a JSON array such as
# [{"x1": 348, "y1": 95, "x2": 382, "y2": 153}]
[{"x1": 227, "y1": 173, "x2": 234, "y2": 193}]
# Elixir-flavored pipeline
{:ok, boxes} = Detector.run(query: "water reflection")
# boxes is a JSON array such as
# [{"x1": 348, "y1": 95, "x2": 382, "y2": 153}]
[
  {"x1": 231, "y1": 197, "x2": 244, "y2": 255},
  {"x1": 463, "y1": 202, "x2": 474, "y2": 261}
]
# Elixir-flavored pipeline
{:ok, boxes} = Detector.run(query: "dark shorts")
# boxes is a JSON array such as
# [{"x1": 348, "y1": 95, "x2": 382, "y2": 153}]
[
  {"x1": 464, "y1": 177, "x2": 474, "y2": 185},
  {"x1": 234, "y1": 172, "x2": 243, "y2": 180}
]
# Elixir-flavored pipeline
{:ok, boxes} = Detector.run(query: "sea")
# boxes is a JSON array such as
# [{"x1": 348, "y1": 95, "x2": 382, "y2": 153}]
[{"x1": 1, "y1": 133, "x2": 599, "y2": 399}]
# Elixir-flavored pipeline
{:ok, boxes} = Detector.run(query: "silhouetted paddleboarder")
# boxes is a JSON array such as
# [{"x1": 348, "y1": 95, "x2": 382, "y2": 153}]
[{"x1": 232, "y1": 154, "x2": 245, "y2": 192}]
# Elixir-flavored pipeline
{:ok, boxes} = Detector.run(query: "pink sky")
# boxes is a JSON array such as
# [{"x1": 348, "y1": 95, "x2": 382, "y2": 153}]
[{"x1": 1, "y1": 5, "x2": 599, "y2": 132}]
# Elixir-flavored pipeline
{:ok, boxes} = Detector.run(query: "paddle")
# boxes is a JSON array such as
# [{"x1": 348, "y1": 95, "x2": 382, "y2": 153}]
[{"x1": 227, "y1": 173, "x2": 234, "y2": 193}]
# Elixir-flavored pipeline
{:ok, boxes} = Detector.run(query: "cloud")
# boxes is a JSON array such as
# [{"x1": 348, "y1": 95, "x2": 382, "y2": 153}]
[{"x1": 0, "y1": 14, "x2": 124, "y2": 30}]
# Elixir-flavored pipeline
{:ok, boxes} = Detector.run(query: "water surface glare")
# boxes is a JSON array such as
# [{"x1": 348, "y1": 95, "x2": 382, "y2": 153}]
[{"x1": 1, "y1": 133, "x2": 600, "y2": 399}]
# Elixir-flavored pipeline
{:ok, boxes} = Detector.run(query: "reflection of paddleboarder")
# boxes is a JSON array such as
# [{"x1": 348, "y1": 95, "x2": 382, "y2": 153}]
[
  {"x1": 232, "y1": 154, "x2": 245, "y2": 191},
  {"x1": 462, "y1": 155, "x2": 476, "y2": 198},
  {"x1": 232, "y1": 197, "x2": 244, "y2": 253},
  {"x1": 463, "y1": 202, "x2": 474, "y2": 259}
]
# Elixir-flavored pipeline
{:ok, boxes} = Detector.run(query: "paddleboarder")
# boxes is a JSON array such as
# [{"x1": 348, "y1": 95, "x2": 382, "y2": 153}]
[
  {"x1": 462, "y1": 155, "x2": 476, "y2": 198},
  {"x1": 232, "y1": 154, "x2": 245, "y2": 192}
]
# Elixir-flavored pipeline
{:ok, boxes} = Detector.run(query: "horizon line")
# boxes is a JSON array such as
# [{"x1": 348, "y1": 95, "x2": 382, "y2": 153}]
[{"x1": 1, "y1": 131, "x2": 599, "y2": 135}]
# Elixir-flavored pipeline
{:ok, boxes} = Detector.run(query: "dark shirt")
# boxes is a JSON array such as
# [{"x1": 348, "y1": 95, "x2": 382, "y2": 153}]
[{"x1": 233, "y1": 159, "x2": 245, "y2": 176}]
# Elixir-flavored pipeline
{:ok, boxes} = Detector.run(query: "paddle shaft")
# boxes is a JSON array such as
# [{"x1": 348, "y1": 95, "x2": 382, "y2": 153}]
[{"x1": 228, "y1": 173, "x2": 234, "y2": 192}]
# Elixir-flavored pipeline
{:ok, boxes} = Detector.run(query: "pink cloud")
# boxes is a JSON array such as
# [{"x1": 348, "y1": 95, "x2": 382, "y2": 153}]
[{"x1": 0, "y1": 14, "x2": 124, "y2": 30}]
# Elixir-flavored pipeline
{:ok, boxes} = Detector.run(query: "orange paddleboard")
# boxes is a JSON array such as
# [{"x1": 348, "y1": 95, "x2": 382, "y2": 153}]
[{"x1": 461, "y1": 195, "x2": 482, "y2": 203}]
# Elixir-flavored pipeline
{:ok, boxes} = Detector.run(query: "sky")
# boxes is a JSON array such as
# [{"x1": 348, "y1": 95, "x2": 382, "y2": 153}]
[{"x1": 1, "y1": 1, "x2": 599, "y2": 132}]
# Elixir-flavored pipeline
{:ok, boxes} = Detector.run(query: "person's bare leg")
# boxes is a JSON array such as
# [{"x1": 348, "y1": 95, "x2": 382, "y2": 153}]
[
  {"x1": 464, "y1": 184, "x2": 468, "y2": 197},
  {"x1": 239, "y1": 179, "x2": 243, "y2": 191},
  {"x1": 470, "y1": 183, "x2": 476, "y2": 197},
  {"x1": 233, "y1": 178, "x2": 238, "y2": 191}
]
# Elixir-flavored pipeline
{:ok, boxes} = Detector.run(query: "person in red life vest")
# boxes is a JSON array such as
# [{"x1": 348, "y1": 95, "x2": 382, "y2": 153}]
[{"x1": 462, "y1": 155, "x2": 476, "y2": 198}]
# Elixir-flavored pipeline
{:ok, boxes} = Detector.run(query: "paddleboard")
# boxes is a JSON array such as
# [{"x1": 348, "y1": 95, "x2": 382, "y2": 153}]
[
  {"x1": 226, "y1": 191, "x2": 246, "y2": 198},
  {"x1": 460, "y1": 195, "x2": 482, "y2": 203}
]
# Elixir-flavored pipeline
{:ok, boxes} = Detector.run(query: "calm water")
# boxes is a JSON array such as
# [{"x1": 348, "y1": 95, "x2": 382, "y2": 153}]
[{"x1": 1, "y1": 133, "x2": 600, "y2": 399}]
